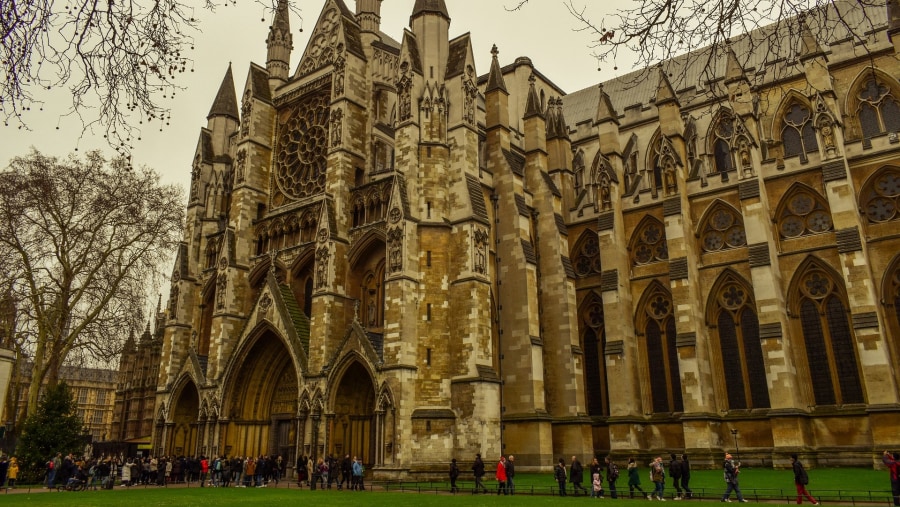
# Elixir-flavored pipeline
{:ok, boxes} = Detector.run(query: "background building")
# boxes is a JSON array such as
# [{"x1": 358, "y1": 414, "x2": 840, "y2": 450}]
[{"x1": 150, "y1": 0, "x2": 900, "y2": 475}]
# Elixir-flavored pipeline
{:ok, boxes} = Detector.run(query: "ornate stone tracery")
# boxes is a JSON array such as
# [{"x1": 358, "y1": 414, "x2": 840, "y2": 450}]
[
  {"x1": 631, "y1": 217, "x2": 669, "y2": 266},
  {"x1": 274, "y1": 87, "x2": 331, "y2": 201},
  {"x1": 860, "y1": 167, "x2": 900, "y2": 223},
  {"x1": 700, "y1": 203, "x2": 747, "y2": 253},
  {"x1": 777, "y1": 185, "x2": 833, "y2": 239}
]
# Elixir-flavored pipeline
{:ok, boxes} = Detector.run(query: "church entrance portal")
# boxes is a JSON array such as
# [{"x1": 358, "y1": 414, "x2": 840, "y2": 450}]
[
  {"x1": 169, "y1": 381, "x2": 200, "y2": 456},
  {"x1": 223, "y1": 330, "x2": 298, "y2": 462},
  {"x1": 330, "y1": 361, "x2": 375, "y2": 463}
]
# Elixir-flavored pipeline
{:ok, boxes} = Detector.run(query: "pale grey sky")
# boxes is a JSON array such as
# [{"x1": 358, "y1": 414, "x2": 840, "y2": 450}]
[{"x1": 1, "y1": 0, "x2": 624, "y2": 193}]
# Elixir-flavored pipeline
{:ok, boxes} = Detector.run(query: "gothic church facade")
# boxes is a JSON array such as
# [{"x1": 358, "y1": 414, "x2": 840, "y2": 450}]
[{"x1": 153, "y1": 0, "x2": 900, "y2": 474}]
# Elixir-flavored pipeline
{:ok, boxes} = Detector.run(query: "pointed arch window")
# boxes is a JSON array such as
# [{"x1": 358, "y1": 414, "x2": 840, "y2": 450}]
[
  {"x1": 794, "y1": 263, "x2": 865, "y2": 406},
  {"x1": 777, "y1": 186, "x2": 833, "y2": 239},
  {"x1": 782, "y1": 103, "x2": 818, "y2": 159},
  {"x1": 631, "y1": 217, "x2": 668, "y2": 266},
  {"x1": 860, "y1": 167, "x2": 900, "y2": 223},
  {"x1": 857, "y1": 78, "x2": 900, "y2": 139},
  {"x1": 573, "y1": 233, "x2": 602, "y2": 277},
  {"x1": 581, "y1": 296, "x2": 609, "y2": 416},
  {"x1": 640, "y1": 285, "x2": 683, "y2": 413},
  {"x1": 700, "y1": 204, "x2": 747, "y2": 253},
  {"x1": 713, "y1": 114, "x2": 736, "y2": 175},
  {"x1": 711, "y1": 274, "x2": 770, "y2": 410}
]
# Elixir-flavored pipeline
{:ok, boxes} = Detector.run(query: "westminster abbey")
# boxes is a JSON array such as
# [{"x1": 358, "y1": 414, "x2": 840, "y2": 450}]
[{"x1": 143, "y1": 0, "x2": 900, "y2": 474}]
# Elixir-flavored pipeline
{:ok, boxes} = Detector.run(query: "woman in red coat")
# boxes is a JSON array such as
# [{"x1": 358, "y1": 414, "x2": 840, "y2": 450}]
[{"x1": 495, "y1": 456, "x2": 508, "y2": 495}]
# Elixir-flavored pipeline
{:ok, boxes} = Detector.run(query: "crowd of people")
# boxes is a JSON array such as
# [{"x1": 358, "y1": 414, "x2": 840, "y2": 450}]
[
  {"x1": 0, "y1": 447, "x2": 895, "y2": 504},
  {"x1": 38, "y1": 452, "x2": 290, "y2": 490},
  {"x1": 294, "y1": 453, "x2": 367, "y2": 491}
]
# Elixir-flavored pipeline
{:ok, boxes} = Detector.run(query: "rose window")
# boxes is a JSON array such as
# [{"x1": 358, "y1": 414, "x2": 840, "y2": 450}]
[
  {"x1": 701, "y1": 206, "x2": 746, "y2": 253},
  {"x1": 861, "y1": 168, "x2": 900, "y2": 223},
  {"x1": 778, "y1": 189, "x2": 833, "y2": 238},
  {"x1": 274, "y1": 89, "x2": 331, "y2": 200},
  {"x1": 632, "y1": 219, "x2": 668, "y2": 266}
]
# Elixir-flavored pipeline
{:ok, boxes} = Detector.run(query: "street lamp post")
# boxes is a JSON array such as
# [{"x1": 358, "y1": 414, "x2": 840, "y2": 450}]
[{"x1": 731, "y1": 429, "x2": 740, "y2": 465}]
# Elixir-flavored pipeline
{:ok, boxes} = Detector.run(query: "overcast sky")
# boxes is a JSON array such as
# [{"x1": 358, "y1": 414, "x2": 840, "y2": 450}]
[{"x1": 1, "y1": 0, "x2": 627, "y2": 193}]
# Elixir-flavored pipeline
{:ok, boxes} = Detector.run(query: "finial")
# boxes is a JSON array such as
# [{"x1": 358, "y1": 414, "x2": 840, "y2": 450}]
[
  {"x1": 528, "y1": 73, "x2": 536, "y2": 85},
  {"x1": 491, "y1": 44, "x2": 499, "y2": 57}
]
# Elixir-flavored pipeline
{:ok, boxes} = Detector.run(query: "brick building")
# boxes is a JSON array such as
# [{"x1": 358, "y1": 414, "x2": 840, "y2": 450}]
[{"x1": 152, "y1": 0, "x2": 900, "y2": 475}]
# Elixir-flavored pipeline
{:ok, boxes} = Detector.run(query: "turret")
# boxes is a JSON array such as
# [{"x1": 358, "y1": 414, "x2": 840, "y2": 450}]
[
  {"x1": 409, "y1": 0, "x2": 450, "y2": 82},
  {"x1": 266, "y1": 0, "x2": 293, "y2": 84},
  {"x1": 356, "y1": 0, "x2": 383, "y2": 33}
]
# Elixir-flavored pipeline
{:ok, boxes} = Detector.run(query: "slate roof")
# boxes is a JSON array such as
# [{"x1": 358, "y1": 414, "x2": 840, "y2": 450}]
[
  {"x1": 466, "y1": 174, "x2": 490, "y2": 223},
  {"x1": 208, "y1": 65, "x2": 239, "y2": 122},
  {"x1": 279, "y1": 284, "x2": 310, "y2": 354}
]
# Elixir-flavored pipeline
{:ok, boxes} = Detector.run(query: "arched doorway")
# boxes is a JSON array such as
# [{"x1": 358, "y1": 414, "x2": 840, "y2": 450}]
[
  {"x1": 223, "y1": 329, "x2": 299, "y2": 460},
  {"x1": 169, "y1": 380, "x2": 200, "y2": 456},
  {"x1": 330, "y1": 361, "x2": 376, "y2": 463}
]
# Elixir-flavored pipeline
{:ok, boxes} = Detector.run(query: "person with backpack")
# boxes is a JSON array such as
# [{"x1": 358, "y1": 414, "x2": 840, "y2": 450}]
[
  {"x1": 606, "y1": 456, "x2": 620, "y2": 499},
  {"x1": 791, "y1": 454, "x2": 818, "y2": 505}
]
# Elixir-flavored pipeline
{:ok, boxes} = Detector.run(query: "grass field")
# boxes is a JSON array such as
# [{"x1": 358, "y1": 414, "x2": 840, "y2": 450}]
[{"x1": 4, "y1": 468, "x2": 895, "y2": 507}]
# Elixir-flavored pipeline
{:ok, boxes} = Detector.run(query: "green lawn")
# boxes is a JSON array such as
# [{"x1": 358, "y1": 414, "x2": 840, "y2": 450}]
[{"x1": 5, "y1": 468, "x2": 894, "y2": 507}]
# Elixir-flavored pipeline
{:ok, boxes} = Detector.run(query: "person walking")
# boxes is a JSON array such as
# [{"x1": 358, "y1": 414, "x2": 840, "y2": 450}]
[
  {"x1": 680, "y1": 454, "x2": 693, "y2": 499},
  {"x1": 555, "y1": 458, "x2": 568, "y2": 496},
  {"x1": 590, "y1": 457, "x2": 604, "y2": 498},
  {"x1": 496, "y1": 455, "x2": 508, "y2": 495},
  {"x1": 449, "y1": 458, "x2": 460, "y2": 493},
  {"x1": 472, "y1": 453, "x2": 488, "y2": 494},
  {"x1": 352, "y1": 456, "x2": 364, "y2": 491},
  {"x1": 606, "y1": 455, "x2": 619, "y2": 499},
  {"x1": 884, "y1": 451, "x2": 900, "y2": 507},
  {"x1": 669, "y1": 453, "x2": 683, "y2": 499},
  {"x1": 506, "y1": 455, "x2": 516, "y2": 495},
  {"x1": 651, "y1": 456, "x2": 666, "y2": 501},
  {"x1": 628, "y1": 457, "x2": 649, "y2": 499},
  {"x1": 791, "y1": 454, "x2": 818, "y2": 505},
  {"x1": 571, "y1": 455, "x2": 588, "y2": 496},
  {"x1": 720, "y1": 453, "x2": 748, "y2": 503},
  {"x1": 7, "y1": 457, "x2": 18, "y2": 489}
]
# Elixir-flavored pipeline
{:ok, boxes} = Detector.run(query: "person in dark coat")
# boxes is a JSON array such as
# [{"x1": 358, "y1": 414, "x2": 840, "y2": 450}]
[
  {"x1": 720, "y1": 453, "x2": 747, "y2": 503},
  {"x1": 680, "y1": 454, "x2": 693, "y2": 499},
  {"x1": 571, "y1": 455, "x2": 588, "y2": 495},
  {"x1": 669, "y1": 453, "x2": 683, "y2": 499},
  {"x1": 885, "y1": 451, "x2": 900, "y2": 507},
  {"x1": 555, "y1": 458, "x2": 568, "y2": 496},
  {"x1": 472, "y1": 453, "x2": 488, "y2": 494},
  {"x1": 791, "y1": 453, "x2": 818, "y2": 505},
  {"x1": 449, "y1": 458, "x2": 460, "y2": 493},
  {"x1": 606, "y1": 455, "x2": 620, "y2": 499}
]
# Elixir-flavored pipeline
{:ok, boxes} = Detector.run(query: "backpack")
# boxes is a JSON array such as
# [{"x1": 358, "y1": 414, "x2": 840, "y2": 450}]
[{"x1": 48, "y1": 460, "x2": 55, "y2": 470}]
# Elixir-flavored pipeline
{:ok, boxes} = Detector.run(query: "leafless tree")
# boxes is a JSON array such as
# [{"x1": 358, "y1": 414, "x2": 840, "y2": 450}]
[
  {"x1": 510, "y1": 0, "x2": 893, "y2": 96},
  {"x1": 0, "y1": 150, "x2": 184, "y2": 417},
  {"x1": 0, "y1": 1, "x2": 300, "y2": 159}
]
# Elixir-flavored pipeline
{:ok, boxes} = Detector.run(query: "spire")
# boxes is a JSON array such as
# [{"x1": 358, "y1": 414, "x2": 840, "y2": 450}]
[
  {"x1": 485, "y1": 45, "x2": 508, "y2": 94},
  {"x1": 545, "y1": 97, "x2": 559, "y2": 138},
  {"x1": 595, "y1": 82, "x2": 619, "y2": 125},
  {"x1": 524, "y1": 74, "x2": 543, "y2": 120},
  {"x1": 724, "y1": 44, "x2": 746, "y2": 84},
  {"x1": 555, "y1": 97, "x2": 569, "y2": 140},
  {"x1": 410, "y1": 0, "x2": 450, "y2": 23},
  {"x1": 124, "y1": 329, "x2": 136, "y2": 352},
  {"x1": 266, "y1": 0, "x2": 293, "y2": 81},
  {"x1": 140, "y1": 319, "x2": 152, "y2": 343},
  {"x1": 207, "y1": 64, "x2": 239, "y2": 121},
  {"x1": 655, "y1": 65, "x2": 679, "y2": 107},
  {"x1": 797, "y1": 13, "x2": 824, "y2": 60}
]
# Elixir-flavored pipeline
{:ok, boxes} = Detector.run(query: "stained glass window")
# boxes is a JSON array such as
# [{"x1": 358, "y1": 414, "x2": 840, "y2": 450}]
[
  {"x1": 778, "y1": 187, "x2": 833, "y2": 239},
  {"x1": 701, "y1": 204, "x2": 747, "y2": 253},
  {"x1": 632, "y1": 217, "x2": 669, "y2": 266},
  {"x1": 857, "y1": 78, "x2": 900, "y2": 138},
  {"x1": 782, "y1": 104, "x2": 818, "y2": 157},
  {"x1": 860, "y1": 167, "x2": 900, "y2": 223},
  {"x1": 642, "y1": 286, "x2": 683, "y2": 413},
  {"x1": 797, "y1": 266, "x2": 864, "y2": 406}
]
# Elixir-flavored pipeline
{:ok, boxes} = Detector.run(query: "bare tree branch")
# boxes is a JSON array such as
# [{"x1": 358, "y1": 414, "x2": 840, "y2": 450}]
[
  {"x1": 0, "y1": 149, "x2": 184, "y2": 417},
  {"x1": 0, "y1": 1, "x2": 302, "y2": 159}
]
